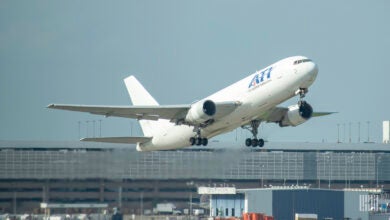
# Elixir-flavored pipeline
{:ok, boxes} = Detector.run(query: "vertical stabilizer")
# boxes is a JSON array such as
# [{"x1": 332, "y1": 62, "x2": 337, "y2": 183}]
[
  {"x1": 124, "y1": 76, "x2": 168, "y2": 137},
  {"x1": 124, "y1": 76, "x2": 159, "y2": 106}
]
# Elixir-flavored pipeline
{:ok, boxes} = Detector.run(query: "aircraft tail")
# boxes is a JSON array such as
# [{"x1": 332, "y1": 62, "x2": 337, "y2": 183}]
[
  {"x1": 124, "y1": 76, "x2": 159, "y2": 106},
  {"x1": 124, "y1": 76, "x2": 168, "y2": 137}
]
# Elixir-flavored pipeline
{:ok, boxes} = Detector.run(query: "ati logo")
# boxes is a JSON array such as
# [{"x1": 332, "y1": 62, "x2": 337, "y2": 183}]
[{"x1": 248, "y1": 67, "x2": 273, "y2": 88}]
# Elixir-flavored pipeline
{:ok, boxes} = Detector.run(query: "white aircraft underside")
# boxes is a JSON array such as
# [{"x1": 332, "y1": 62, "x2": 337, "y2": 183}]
[{"x1": 48, "y1": 56, "x2": 333, "y2": 151}]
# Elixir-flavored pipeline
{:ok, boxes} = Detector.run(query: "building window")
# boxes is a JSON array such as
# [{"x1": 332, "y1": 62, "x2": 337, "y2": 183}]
[{"x1": 226, "y1": 208, "x2": 229, "y2": 216}]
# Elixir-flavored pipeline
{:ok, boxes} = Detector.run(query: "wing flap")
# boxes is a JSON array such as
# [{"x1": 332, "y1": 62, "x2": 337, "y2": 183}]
[{"x1": 81, "y1": 136, "x2": 152, "y2": 144}]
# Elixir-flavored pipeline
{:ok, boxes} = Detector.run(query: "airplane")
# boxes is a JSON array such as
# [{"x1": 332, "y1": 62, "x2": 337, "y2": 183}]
[{"x1": 48, "y1": 56, "x2": 333, "y2": 152}]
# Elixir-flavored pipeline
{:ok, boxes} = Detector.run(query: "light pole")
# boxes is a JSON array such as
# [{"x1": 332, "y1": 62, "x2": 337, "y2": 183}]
[
  {"x1": 78, "y1": 121, "x2": 81, "y2": 139},
  {"x1": 349, "y1": 122, "x2": 352, "y2": 143},
  {"x1": 99, "y1": 119, "x2": 102, "y2": 137},
  {"x1": 93, "y1": 120, "x2": 96, "y2": 137},
  {"x1": 343, "y1": 123, "x2": 346, "y2": 143},
  {"x1": 86, "y1": 120, "x2": 89, "y2": 137},
  {"x1": 337, "y1": 124, "x2": 340, "y2": 143},
  {"x1": 367, "y1": 121, "x2": 370, "y2": 142},
  {"x1": 358, "y1": 122, "x2": 361, "y2": 143}
]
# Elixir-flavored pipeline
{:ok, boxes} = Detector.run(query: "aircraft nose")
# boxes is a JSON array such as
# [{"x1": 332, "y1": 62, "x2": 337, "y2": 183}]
[
  {"x1": 297, "y1": 60, "x2": 318, "y2": 88},
  {"x1": 306, "y1": 61, "x2": 318, "y2": 79}
]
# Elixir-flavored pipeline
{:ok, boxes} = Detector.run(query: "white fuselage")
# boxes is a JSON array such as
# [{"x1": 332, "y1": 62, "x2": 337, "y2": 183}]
[{"x1": 137, "y1": 56, "x2": 318, "y2": 151}]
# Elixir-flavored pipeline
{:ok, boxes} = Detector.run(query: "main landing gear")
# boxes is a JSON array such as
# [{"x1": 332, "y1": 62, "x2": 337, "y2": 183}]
[
  {"x1": 189, "y1": 127, "x2": 208, "y2": 146},
  {"x1": 243, "y1": 120, "x2": 264, "y2": 147}
]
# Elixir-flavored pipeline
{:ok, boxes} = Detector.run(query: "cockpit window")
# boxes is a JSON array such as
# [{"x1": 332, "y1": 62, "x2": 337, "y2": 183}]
[{"x1": 293, "y1": 59, "x2": 312, "y2": 65}]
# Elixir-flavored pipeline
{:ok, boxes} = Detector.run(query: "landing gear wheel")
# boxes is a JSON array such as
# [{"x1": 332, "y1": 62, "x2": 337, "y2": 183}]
[
  {"x1": 242, "y1": 120, "x2": 266, "y2": 148},
  {"x1": 190, "y1": 126, "x2": 209, "y2": 147},
  {"x1": 258, "y1": 139, "x2": 264, "y2": 147},
  {"x1": 189, "y1": 137, "x2": 196, "y2": 146},
  {"x1": 201, "y1": 138, "x2": 208, "y2": 146},
  {"x1": 251, "y1": 139, "x2": 258, "y2": 147},
  {"x1": 245, "y1": 138, "x2": 252, "y2": 147},
  {"x1": 196, "y1": 137, "x2": 202, "y2": 146}
]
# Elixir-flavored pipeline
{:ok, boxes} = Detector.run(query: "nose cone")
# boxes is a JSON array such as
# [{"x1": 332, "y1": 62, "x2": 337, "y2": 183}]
[
  {"x1": 309, "y1": 61, "x2": 318, "y2": 78},
  {"x1": 304, "y1": 61, "x2": 318, "y2": 80},
  {"x1": 299, "y1": 61, "x2": 318, "y2": 88}
]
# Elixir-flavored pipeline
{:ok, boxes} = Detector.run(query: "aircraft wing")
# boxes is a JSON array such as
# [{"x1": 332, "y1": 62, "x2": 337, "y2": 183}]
[
  {"x1": 81, "y1": 136, "x2": 152, "y2": 144},
  {"x1": 47, "y1": 101, "x2": 240, "y2": 122},
  {"x1": 260, "y1": 106, "x2": 335, "y2": 123},
  {"x1": 47, "y1": 104, "x2": 189, "y2": 121},
  {"x1": 312, "y1": 112, "x2": 336, "y2": 117}
]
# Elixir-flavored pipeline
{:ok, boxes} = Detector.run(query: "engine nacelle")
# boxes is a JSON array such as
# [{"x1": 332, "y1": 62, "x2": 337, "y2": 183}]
[
  {"x1": 279, "y1": 101, "x2": 313, "y2": 127},
  {"x1": 185, "y1": 100, "x2": 216, "y2": 124}
]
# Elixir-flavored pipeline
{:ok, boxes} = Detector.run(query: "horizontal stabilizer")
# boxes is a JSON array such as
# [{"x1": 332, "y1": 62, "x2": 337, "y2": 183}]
[{"x1": 81, "y1": 136, "x2": 152, "y2": 144}]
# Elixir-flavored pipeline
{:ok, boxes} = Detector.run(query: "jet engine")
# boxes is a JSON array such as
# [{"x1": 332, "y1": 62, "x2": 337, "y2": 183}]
[
  {"x1": 185, "y1": 100, "x2": 216, "y2": 124},
  {"x1": 279, "y1": 101, "x2": 313, "y2": 127}
]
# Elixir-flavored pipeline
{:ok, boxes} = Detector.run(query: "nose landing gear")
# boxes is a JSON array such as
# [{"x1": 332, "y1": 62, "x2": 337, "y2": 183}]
[
  {"x1": 243, "y1": 120, "x2": 264, "y2": 148},
  {"x1": 296, "y1": 88, "x2": 308, "y2": 100}
]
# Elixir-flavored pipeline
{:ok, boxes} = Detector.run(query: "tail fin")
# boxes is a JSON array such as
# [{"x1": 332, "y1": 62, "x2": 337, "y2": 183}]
[
  {"x1": 124, "y1": 76, "x2": 168, "y2": 137},
  {"x1": 124, "y1": 76, "x2": 159, "y2": 106}
]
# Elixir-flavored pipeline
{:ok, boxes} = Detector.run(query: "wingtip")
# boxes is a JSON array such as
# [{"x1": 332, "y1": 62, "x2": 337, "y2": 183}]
[
  {"x1": 124, "y1": 75, "x2": 137, "y2": 82},
  {"x1": 312, "y1": 111, "x2": 338, "y2": 117},
  {"x1": 47, "y1": 104, "x2": 55, "y2": 108}
]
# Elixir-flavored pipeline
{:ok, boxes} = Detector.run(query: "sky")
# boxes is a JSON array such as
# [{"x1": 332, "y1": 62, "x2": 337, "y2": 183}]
[{"x1": 1, "y1": 1, "x2": 389, "y2": 144}]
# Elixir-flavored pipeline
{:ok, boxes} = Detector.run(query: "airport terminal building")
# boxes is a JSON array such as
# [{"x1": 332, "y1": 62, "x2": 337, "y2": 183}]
[{"x1": 1, "y1": 140, "x2": 390, "y2": 213}]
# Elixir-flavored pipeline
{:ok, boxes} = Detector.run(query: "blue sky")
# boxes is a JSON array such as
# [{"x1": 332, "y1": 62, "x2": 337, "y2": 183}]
[{"x1": 1, "y1": 1, "x2": 389, "y2": 144}]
